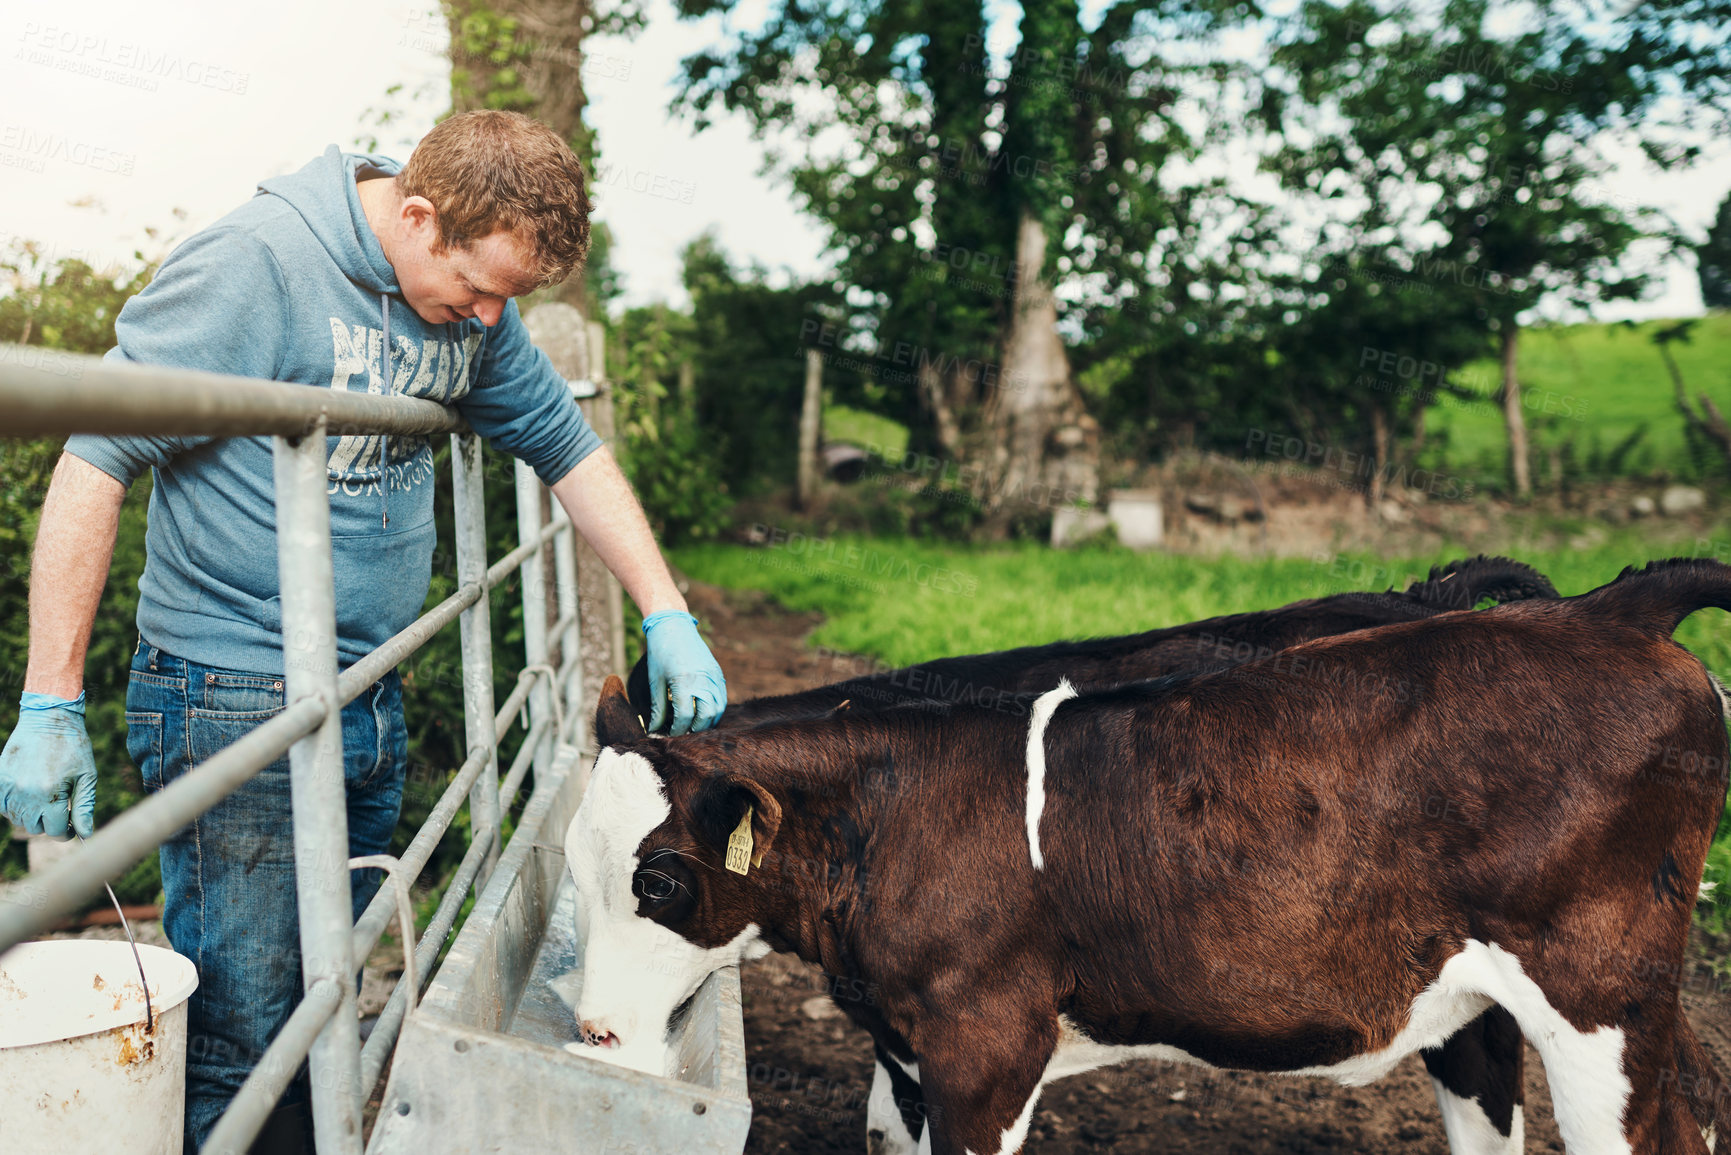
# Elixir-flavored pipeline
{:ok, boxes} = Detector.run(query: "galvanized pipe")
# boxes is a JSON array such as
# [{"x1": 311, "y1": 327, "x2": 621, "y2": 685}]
[
  {"x1": 553, "y1": 516, "x2": 584, "y2": 749},
  {"x1": 273, "y1": 426, "x2": 363, "y2": 1153},
  {"x1": 493, "y1": 666, "x2": 541, "y2": 743},
  {"x1": 357, "y1": 810, "x2": 500, "y2": 1092},
  {"x1": 489, "y1": 514, "x2": 569, "y2": 589},
  {"x1": 201, "y1": 978, "x2": 345, "y2": 1155},
  {"x1": 352, "y1": 712, "x2": 548, "y2": 1095},
  {"x1": 0, "y1": 346, "x2": 464, "y2": 438},
  {"x1": 335, "y1": 516, "x2": 570, "y2": 711},
  {"x1": 337, "y1": 587, "x2": 486, "y2": 707},
  {"x1": 348, "y1": 609, "x2": 573, "y2": 968},
  {"x1": 0, "y1": 339, "x2": 620, "y2": 1148},
  {"x1": 0, "y1": 696, "x2": 327, "y2": 952},
  {"x1": 451, "y1": 433, "x2": 501, "y2": 892},
  {"x1": 347, "y1": 742, "x2": 490, "y2": 968},
  {"x1": 548, "y1": 608, "x2": 577, "y2": 654},
  {"x1": 498, "y1": 717, "x2": 551, "y2": 817},
  {"x1": 515, "y1": 460, "x2": 557, "y2": 785}
]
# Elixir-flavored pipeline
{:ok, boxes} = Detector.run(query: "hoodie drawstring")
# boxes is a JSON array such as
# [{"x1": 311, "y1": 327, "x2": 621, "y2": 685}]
[{"x1": 380, "y1": 292, "x2": 391, "y2": 530}]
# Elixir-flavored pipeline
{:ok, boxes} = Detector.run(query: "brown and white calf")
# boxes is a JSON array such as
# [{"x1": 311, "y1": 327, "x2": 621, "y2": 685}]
[
  {"x1": 568, "y1": 559, "x2": 1731, "y2": 1154},
  {"x1": 628, "y1": 555, "x2": 1564, "y2": 1154}
]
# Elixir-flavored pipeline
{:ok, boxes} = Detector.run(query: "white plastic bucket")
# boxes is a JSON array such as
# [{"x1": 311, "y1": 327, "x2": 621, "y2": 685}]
[{"x1": 0, "y1": 939, "x2": 199, "y2": 1155}]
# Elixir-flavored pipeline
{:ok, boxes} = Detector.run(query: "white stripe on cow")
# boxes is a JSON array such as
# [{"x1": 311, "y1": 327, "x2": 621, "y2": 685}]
[{"x1": 1024, "y1": 679, "x2": 1077, "y2": 870}]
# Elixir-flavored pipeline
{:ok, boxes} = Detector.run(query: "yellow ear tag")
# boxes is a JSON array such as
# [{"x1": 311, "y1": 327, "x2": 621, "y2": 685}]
[{"x1": 725, "y1": 805, "x2": 755, "y2": 875}]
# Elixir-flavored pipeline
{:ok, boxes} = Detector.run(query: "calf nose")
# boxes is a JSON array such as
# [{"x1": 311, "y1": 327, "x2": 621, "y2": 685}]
[{"x1": 579, "y1": 1018, "x2": 622, "y2": 1049}]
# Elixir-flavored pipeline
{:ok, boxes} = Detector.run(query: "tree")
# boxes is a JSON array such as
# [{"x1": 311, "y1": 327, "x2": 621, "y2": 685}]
[
  {"x1": 1268, "y1": 0, "x2": 1670, "y2": 498},
  {"x1": 1700, "y1": 191, "x2": 1731, "y2": 309},
  {"x1": 672, "y1": 0, "x2": 1243, "y2": 530},
  {"x1": 444, "y1": 0, "x2": 642, "y2": 317},
  {"x1": 676, "y1": 233, "x2": 846, "y2": 497}
]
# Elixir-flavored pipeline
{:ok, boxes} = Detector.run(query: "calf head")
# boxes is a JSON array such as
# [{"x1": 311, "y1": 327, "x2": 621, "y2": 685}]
[{"x1": 563, "y1": 676, "x2": 780, "y2": 1073}]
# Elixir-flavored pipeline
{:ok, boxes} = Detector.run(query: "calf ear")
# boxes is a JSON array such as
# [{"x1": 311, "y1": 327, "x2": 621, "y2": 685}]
[
  {"x1": 595, "y1": 674, "x2": 645, "y2": 747},
  {"x1": 695, "y1": 775, "x2": 783, "y2": 867},
  {"x1": 625, "y1": 655, "x2": 656, "y2": 731}
]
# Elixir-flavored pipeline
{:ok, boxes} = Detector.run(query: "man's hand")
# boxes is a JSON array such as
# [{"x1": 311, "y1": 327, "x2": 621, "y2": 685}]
[
  {"x1": 642, "y1": 612, "x2": 726, "y2": 735},
  {"x1": 0, "y1": 692, "x2": 98, "y2": 839}
]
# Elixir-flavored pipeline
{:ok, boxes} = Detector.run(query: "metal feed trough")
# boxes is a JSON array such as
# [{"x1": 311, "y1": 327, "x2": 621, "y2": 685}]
[
  {"x1": 0, "y1": 304, "x2": 751, "y2": 1154},
  {"x1": 368, "y1": 743, "x2": 750, "y2": 1154}
]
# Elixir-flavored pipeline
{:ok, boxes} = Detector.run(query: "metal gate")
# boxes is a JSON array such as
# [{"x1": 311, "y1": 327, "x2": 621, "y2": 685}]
[{"x1": 0, "y1": 304, "x2": 750, "y2": 1153}]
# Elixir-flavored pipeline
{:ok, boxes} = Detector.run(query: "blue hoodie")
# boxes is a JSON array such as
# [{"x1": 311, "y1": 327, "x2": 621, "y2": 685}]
[{"x1": 66, "y1": 145, "x2": 603, "y2": 676}]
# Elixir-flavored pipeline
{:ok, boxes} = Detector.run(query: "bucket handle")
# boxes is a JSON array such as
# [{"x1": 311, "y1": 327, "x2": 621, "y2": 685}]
[{"x1": 78, "y1": 834, "x2": 153, "y2": 1034}]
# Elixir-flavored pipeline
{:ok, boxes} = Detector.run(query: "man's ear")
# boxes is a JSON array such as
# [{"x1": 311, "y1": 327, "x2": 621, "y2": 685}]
[
  {"x1": 694, "y1": 775, "x2": 783, "y2": 867},
  {"x1": 595, "y1": 674, "x2": 645, "y2": 747}
]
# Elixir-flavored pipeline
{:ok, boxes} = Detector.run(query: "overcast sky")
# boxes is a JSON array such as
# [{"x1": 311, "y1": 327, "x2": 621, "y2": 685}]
[{"x1": 1, "y1": 0, "x2": 1726, "y2": 320}]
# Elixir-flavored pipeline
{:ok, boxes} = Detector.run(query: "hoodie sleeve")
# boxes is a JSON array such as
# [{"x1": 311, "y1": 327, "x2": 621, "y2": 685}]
[
  {"x1": 455, "y1": 298, "x2": 602, "y2": 487},
  {"x1": 65, "y1": 227, "x2": 291, "y2": 487}
]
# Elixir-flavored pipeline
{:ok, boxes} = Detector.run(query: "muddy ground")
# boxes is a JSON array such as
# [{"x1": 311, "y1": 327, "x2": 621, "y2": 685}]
[{"x1": 675, "y1": 579, "x2": 1731, "y2": 1155}]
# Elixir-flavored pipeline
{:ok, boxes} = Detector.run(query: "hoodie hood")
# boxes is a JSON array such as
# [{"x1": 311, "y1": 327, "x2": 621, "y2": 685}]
[
  {"x1": 259, "y1": 144, "x2": 403, "y2": 296},
  {"x1": 67, "y1": 141, "x2": 602, "y2": 676}
]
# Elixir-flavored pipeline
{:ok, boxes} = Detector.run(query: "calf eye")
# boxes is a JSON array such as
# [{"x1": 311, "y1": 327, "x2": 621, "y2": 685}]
[{"x1": 634, "y1": 870, "x2": 680, "y2": 902}]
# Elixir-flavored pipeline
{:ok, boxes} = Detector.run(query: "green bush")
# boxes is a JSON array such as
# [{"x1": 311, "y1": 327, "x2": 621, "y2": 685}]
[{"x1": 614, "y1": 395, "x2": 734, "y2": 545}]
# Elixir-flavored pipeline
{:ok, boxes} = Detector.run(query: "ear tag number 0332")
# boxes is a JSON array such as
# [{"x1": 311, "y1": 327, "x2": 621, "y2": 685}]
[{"x1": 726, "y1": 805, "x2": 761, "y2": 875}]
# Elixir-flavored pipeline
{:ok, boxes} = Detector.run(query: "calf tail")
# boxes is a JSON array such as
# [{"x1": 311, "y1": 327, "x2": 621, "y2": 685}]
[
  {"x1": 1406, "y1": 555, "x2": 1559, "y2": 611},
  {"x1": 1584, "y1": 557, "x2": 1731, "y2": 638}
]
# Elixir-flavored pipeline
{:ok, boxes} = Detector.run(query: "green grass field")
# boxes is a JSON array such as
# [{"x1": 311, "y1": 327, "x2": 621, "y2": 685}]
[
  {"x1": 822, "y1": 403, "x2": 910, "y2": 460},
  {"x1": 1420, "y1": 314, "x2": 1731, "y2": 486}
]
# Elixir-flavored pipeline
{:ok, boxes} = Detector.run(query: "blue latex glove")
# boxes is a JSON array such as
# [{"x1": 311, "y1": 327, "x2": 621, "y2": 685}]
[
  {"x1": 0, "y1": 691, "x2": 98, "y2": 840},
  {"x1": 642, "y1": 610, "x2": 727, "y2": 735}
]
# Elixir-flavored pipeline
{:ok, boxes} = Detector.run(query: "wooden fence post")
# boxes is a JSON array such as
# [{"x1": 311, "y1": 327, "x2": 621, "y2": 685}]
[
  {"x1": 523, "y1": 303, "x2": 627, "y2": 742},
  {"x1": 797, "y1": 347, "x2": 823, "y2": 508}
]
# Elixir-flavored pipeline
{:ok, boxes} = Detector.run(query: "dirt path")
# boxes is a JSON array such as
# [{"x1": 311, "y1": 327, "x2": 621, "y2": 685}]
[{"x1": 675, "y1": 580, "x2": 1731, "y2": 1154}]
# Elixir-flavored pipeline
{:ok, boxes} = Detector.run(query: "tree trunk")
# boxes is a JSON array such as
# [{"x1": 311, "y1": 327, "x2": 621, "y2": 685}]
[
  {"x1": 981, "y1": 211, "x2": 1098, "y2": 529},
  {"x1": 1501, "y1": 327, "x2": 1531, "y2": 498},
  {"x1": 918, "y1": 360, "x2": 963, "y2": 457},
  {"x1": 522, "y1": 304, "x2": 625, "y2": 727},
  {"x1": 677, "y1": 361, "x2": 695, "y2": 419},
  {"x1": 446, "y1": 0, "x2": 594, "y2": 309},
  {"x1": 1660, "y1": 336, "x2": 1731, "y2": 466},
  {"x1": 1368, "y1": 403, "x2": 1390, "y2": 511}
]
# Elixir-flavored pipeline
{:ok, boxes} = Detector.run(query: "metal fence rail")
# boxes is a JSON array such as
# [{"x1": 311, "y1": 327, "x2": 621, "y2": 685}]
[{"x1": 0, "y1": 333, "x2": 606, "y2": 1154}]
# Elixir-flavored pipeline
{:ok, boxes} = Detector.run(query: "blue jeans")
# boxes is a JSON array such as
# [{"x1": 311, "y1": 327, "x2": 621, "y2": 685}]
[{"x1": 125, "y1": 637, "x2": 408, "y2": 1153}]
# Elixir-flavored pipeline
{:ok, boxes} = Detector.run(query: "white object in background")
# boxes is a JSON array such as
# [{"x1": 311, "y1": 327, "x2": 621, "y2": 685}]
[{"x1": 1107, "y1": 489, "x2": 1165, "y2": 550}]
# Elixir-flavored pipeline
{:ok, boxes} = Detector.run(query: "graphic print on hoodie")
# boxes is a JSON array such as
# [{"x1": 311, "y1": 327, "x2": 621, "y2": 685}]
[{"x1": 67, "y1": 145, "x2": 602, "y2": 676}]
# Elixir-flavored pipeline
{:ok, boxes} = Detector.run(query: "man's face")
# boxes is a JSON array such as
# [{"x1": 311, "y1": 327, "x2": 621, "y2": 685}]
[{"x1": 392, "y1": 198, "x2": 540, "y2": 327}]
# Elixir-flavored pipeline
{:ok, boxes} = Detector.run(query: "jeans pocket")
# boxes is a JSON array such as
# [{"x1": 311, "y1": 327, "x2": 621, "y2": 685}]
[
  {"x1": 188, "y1": 705, "x2": 288, "y2": 767},
  {"x1": 187, "y1": 706, "x2": 294, "y2": 867},
  {"x1": 125, "y1": 711, "x2": 164, "y2": 793},
  {"x1": 191, "y1": 672, "x2": 287, "y2": 772},
  {"x1": 199, "y1": 671, "x2": 286, "y2": 715}
]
